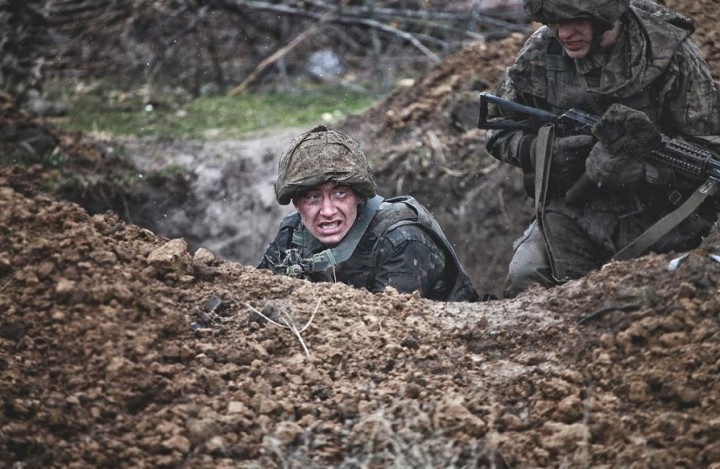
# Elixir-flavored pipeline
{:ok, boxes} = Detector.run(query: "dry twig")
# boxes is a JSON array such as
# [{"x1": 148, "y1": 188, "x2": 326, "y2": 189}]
[
  {"x1": 227, "y1": 13, "x2": 331, "y2": 96},
  {"x1": 245, "y1": 297, "x2": 322, "y2": 357},
  {"x1": 300, "y1": 297, "x2": 322, "y2": 333},
  {"x1": 279, "y1": 311, "x2": 310, "y2": 357},
  {"x1": 221, "y1": 0, "x2": 444, "y2": 64},
  {"x1": 576, "y1": 303, "x2": 640, "y2": 325}
]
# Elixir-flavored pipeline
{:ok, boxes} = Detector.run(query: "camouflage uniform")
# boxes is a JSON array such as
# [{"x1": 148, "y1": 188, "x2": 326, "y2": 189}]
[
  {"x1": 487, "y1": 0, "x2": 720, "y2": 297},
  {"x1": 258, "y1": 126, "x2": 486, "y2": 302}
]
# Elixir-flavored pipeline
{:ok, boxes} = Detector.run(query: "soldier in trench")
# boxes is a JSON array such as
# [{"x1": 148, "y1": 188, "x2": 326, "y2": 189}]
[
  {"x1": 485, "y1": 0, "x2": 720, "y2": 298},
  {"x1": 257, "y1": 125, "x2": 493, "y2": 302}
]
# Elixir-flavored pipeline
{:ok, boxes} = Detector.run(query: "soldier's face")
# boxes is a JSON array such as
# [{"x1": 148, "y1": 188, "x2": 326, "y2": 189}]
[
  {"x1": 293, "y1": 183, "x2": 359, "y2": 245},
  {"x1": 547, "y1": 19, "x2": 594, "y2": 59}
]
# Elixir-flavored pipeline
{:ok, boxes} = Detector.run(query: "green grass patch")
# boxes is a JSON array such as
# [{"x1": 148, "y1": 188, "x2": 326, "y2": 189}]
[{"x1": 45, "y1": 81, "x2": 379, "y2": 139}]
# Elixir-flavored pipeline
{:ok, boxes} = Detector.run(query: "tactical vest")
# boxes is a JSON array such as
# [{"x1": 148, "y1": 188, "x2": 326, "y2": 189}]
[{"x1": 262, "y1": 196, "x2": 485, "y2": 302}]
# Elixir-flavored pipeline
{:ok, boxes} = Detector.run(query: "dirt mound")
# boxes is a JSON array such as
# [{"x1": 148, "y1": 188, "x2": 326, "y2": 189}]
[
  {"x1": 0, "y1": 92, "x2": 171, "y2": 224},
  {"x1": 3, "y1": 166, "x2": 720, "y2": 467},
  {"x1": 664, "y1": 0, "x2": 720, "y2": 76}
]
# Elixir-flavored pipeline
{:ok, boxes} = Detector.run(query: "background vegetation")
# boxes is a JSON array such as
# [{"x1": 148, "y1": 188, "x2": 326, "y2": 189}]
[{"x1": 45, "y1": 81, "x2": 379, "y2": 139}]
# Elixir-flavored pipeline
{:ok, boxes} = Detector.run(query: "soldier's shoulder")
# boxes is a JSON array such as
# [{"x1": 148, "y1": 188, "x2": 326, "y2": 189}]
[
  {"x1": 509, "y1": 27, "x2": 556, "y2": 77},
  {"x1": 279, "y1": 211, "x2": 301, "y2": 229},
  {"x1": 376, "y1": 224, "x2": 441, "y2": 255},
  {"x1": 368, "y1": 198, "x2": 433, "y2": 247},
  {"x1": 630, "y1": 0, "x2": 695, "y2": 34},
  {"x1": 516, "y1": 27, "x2": 554, "y2": 59}
]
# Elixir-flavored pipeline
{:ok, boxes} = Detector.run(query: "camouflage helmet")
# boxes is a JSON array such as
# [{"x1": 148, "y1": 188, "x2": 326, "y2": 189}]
[
  {"x1": 274, "y1": 125, "x2": 377, "y2": 205},
  {"x1": 523, "y1": 0, "x2": 630, "y2": 25}
]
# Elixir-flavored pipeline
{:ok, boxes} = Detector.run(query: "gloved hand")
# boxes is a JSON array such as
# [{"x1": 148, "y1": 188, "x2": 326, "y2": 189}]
[
  {"x1": 586, "y1": 104, "x2": 662, "y2": 187},
  {"x1": 519, "y1": 134, "x2": 595, "y2": 187}
]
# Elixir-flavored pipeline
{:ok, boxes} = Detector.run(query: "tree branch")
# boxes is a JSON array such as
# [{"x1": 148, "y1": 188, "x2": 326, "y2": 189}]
[
  {"x1": 226, "y1": 14, "x2": 329, "y2": 96},
  {"x1": 217, "y1": 0, "x2": 443, "y2": 63}
]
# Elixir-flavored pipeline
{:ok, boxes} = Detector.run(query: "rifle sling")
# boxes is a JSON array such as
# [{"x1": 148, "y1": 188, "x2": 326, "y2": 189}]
[
  {"x1": 534, "y1": 124, "x2": 566, "y2": 281},
  {"x1": 613, "y1": 178, "x2": 719, "y2": 261},
  {"x1": 534, "y1": 124, "x2": 555, "y2": 217},
  {"x1": 307, "y1": 195, "x2": 384, "y2": 272}
]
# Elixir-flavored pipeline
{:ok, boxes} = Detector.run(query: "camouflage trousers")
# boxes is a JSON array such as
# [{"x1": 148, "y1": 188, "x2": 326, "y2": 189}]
[{"x1": 503, "y1": 213, "x2": 606, "y2": 298}]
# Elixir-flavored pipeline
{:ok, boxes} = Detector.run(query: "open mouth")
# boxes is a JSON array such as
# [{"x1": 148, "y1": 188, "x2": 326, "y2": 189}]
[
  {"x1": 563, "y1": 40, "x2": 584, "y2": 51},
  {"x1": 318, "y1": 221, "x2": 341, "y2": 233}
]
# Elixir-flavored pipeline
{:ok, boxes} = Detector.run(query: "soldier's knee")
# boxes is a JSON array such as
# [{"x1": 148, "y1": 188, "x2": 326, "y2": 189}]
[
  {"x1": 503, "y1": 226, "x2": 555, "y2": 298},
  {"x1": 504, "y1": 264, "x2": 555, "y2": 298}
]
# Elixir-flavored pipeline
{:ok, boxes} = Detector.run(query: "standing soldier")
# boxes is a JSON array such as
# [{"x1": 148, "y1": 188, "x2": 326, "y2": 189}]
[
  {"x1": 258, "y1": 125, "x2": 493, "y2": 302},
  {"x1": 485, "y1": 0, "x2": 720, "y2": 298}
]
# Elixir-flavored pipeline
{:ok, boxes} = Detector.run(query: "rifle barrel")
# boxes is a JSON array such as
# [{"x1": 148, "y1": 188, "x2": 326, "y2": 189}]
[{"x1": 479, "y1": 92, "x2": 557, "y2": 121}]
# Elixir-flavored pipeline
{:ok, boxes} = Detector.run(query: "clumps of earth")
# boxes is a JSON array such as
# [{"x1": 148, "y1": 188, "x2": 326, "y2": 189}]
[
  {"x1": 3, "y1": 159, "x2": 720, "y2": 467},
  {"x1": 2, "y1": 0, "x2": 720, "y2": 466}
]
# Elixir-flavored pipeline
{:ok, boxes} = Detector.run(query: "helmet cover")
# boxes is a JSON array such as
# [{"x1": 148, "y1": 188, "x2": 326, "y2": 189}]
[
  {"x1": 274, "y1": 125, "x2": 377, "y2": 205},
  {"x1": 523, "y1": 0, "x2": 630, "y2": 24}
]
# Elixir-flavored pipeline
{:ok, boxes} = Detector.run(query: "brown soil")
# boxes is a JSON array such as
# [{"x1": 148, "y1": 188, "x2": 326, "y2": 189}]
[
  {"x1": 3, "y1": 164, "x2": 720, "y2": 467},
  {"x1": 2, "y1": 1, "x2": 720, "y2": 467}
]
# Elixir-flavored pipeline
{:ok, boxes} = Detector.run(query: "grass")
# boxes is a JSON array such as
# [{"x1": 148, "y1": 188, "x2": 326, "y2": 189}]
[{"x1": 44, "y1": 80, "x2": 379, "y2": 140}]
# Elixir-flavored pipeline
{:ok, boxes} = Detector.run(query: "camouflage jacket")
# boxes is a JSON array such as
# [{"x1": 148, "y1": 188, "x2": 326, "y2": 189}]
[
  {"x1": 486, "y1": 1, "x2": 720, "y2": 256},
  {"x1": 257, "y1": 196, "x2": 485, "y2": 302}
]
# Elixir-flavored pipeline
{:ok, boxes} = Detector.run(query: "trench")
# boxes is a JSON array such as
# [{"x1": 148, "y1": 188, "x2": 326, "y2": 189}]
[
  {"x1": 115, "y1": 129, "x2": 302, "y2": 268},
  {"x1": 73, "y1": 127, "x2": 530, "y2": 298}
]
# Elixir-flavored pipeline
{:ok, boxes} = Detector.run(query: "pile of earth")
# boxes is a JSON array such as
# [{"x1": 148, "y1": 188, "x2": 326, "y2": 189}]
[
  {"x1": 3, "y1": 0, "x2": 720, "y2": 466},
  {"x1": 2, "y1": 161, "x2": 720, "y2": 467}
]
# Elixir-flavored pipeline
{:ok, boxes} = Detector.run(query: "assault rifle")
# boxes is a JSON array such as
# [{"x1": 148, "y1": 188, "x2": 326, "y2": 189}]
[{"x1": 477, "y1": 92, "x2": 720, "y2": 183}]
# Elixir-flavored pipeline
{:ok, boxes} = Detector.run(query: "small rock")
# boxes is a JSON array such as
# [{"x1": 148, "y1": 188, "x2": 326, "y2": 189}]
[
  {"x1": 55, "y1": 278, "x2": 76, "y2": 295},
  {"x1": 228, "y1": 401, "x2": 248, "y2": 414},
  {"x1": 193, "y1": 247, "x2": 217, "y2": 265},
  {"x1": 147, "y1": 239, "x2": 192, "y2": 274},
  {"x1": 161, "y1": 434, "x2": 191, "y2": 453},
  {"x1": 274, "y1": 421, "x2": 304, "y2": 445}
]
